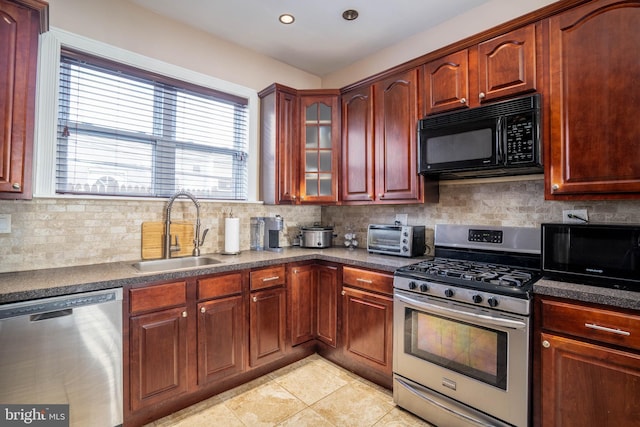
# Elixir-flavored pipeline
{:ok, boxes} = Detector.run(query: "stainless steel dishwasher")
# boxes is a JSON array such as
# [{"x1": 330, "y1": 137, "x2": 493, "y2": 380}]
[{"x1": 0, "y1": 288, "x2": 123, "y2": 427}]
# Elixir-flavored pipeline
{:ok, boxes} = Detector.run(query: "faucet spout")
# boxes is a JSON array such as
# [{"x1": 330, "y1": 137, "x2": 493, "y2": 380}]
[{"x1": 164, "y1": 191, "x2": 207, "y2": 258}]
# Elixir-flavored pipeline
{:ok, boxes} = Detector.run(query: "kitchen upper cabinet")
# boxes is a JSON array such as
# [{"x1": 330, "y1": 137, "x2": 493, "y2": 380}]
[
  {"x1": 0, "y1": 0, "x2": 47, "y2": 199},
  {"x1": 259, "y1": 84, "x2": 299, "y2": 205},
  {"x1": 423, "y1": 24, "x2": 538, "y2": 115},
  {"x1": 259, "y1": 84, "x2": 340, "y2": 205},
  {"x1": 341, "y1": 86, "x2": 375, "y2": 202},
  {"x1": 196, "y1": 273, "x2": 245, "y2": 385},
  {"x1": 535, "y1": 295, "x2": 640, "y2": 426},
  {"x1": 342, "y1": 69, "x2": 430, "y2": 204},
  {"x1": 298, "y1": 92, "x2": 340, "y2": 204},
  {"x1": 249, "y1": 265, "x2": 287, "y2": 367},
  {"x1": 128, "y1": 282, "x2": 189, "y2": 412},
  {"x1": 546, "y1": 0, "x2": 640, "y2": 199}
]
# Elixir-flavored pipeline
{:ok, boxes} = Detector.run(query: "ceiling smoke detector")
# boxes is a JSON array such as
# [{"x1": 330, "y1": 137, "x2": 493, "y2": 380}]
[{"x1": 342, "y1": 9, "x2": 359, "y2": 21}]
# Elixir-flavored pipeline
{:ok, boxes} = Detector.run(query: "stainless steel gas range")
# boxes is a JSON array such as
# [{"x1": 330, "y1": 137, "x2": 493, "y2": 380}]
[{"x1": 393, "y1": 224, "x2": 541, "y2": 427}]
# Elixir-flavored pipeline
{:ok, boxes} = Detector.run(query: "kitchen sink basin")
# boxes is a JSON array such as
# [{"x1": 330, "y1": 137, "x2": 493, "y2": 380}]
[{"x1": 131, "y1": 256, "x2": 223, "y2": 273}]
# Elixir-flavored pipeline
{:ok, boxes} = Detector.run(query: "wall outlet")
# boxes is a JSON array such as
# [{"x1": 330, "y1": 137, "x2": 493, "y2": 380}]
[
  {"x1": 562, "y1": 209, "x2": 589, "y2": 223},
  {"x1": 395, "y1": 214, "x2": 408, "y2": 226}
]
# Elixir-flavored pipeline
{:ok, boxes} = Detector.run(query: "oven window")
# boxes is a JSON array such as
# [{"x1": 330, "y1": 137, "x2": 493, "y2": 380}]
[{"x1": 404, "y1": 308, "x2": 508, "y2": 390}]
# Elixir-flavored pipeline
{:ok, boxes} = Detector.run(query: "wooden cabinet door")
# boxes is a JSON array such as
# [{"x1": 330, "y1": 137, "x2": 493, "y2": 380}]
[
  {"x1": 341, "y1": 86, "x2": 375, "y2": 202},
  {"x1": 423, "y1": 49, "x2": 470, "y2": 115},
  {"x1": 0, "y1": 0, "x2": 43, "y2": 199},
  {"x1": 249, "y1": 287, "x2": 286, "y2": 367},
  {"x1": 477, "y1": 24, "x2": 537, "y2": 103},
  {"x1": 259, "y1": 84, "x2": 299, "y2": 204},
  {"x1": 298, "y1": 92, "x2": 340, "y2": 204},
  {"x1": 373, "y1": 68, "x2": 423, "y2": 203},
  {"x1": 197, "y1": 295, "x2": 244, "y2": 385},
  {"x1": 288, "y1": 264, "x2": 316, "y2": 346},
  {"x1": 540, "y1": 332, "x2": 640, "y2": 426},
  {"x1": 342, "y1": 286, "x2": 393, "y2": 377},
  {"x1": 130, "y1": 306, "x2": 188, "y2": 411},
  {"x1": 316, "y1": 264, "x2": 338, "y2": 347},
  {"x1": 547, "y1": 0, "x2": 640, "y2": 198}
]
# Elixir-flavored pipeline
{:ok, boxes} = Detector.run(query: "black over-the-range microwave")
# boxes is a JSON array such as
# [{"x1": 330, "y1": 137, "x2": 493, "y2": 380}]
[
  {"x1": 418, "y1": 94, "x2": 542, "y2": 179},
  {"x1": 542, "y1": 223, "x2": 640, "y2": 291}
]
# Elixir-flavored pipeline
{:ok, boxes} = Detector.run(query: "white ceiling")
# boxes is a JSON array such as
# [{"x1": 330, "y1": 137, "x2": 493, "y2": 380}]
[{"x1": 130, "y1": 0, "x2": 492, "y2": 77}]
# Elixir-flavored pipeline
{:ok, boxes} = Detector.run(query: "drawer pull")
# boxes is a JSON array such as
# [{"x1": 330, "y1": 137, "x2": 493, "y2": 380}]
[
  {"x1": 356, "y1": 278, "x2": 373, "y2": 284},
  {"x1": 182, "y1": 311, "x2": 187, "y2": 318},
  {"x1": 262, "y1": 276, "x2": 280, "y2": 282},
  {"x1": 253, "y1": 296, "x2": 258, "y2": 302},
  {"x1": 585, "y1": 323, "x2": 631, "y2": 336},
  {"x1": 200, "y1": 307, "x2": 206, "y2": 313}
]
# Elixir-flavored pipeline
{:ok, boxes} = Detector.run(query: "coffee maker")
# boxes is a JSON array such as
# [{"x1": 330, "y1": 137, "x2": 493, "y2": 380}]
[{"x1": 250, "y1": 215, "x2": 284, "y2": 252}]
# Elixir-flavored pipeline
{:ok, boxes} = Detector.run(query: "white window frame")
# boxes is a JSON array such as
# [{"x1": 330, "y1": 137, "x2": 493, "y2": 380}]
[{"x1": 34, "y1": 28, "x2": 260, "y2": 201}]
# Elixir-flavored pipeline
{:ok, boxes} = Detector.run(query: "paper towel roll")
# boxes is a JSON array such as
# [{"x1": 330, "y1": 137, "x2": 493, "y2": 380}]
[{"x1": 224, "y1": 217, "x2": 240, "y2": 254}]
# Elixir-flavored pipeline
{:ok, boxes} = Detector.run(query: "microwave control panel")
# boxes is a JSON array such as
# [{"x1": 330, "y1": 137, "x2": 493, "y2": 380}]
[{"x1": 505, "y1": 113, "x2": 536, "y2": 164}]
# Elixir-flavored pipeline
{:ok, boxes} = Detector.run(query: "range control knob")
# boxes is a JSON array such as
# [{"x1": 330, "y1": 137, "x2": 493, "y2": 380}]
[
  {"x1": 444, "y1": 289, "x2": 454, "y2": 298},
  {"x1": 487, "y1": 297, "x2": 499, "y2": 308},
  {"x1": 408, "y1": 281, "x2": 417, "y2": 290},
  {"x1": 472, "y1": 295, "x2": 483, "y2": 304},
  {"x1": 420, "y1": 284, "x2": 429, "y2": 292}
]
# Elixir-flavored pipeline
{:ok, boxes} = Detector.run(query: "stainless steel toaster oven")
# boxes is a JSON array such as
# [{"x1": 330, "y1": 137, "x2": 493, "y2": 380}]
[{"x1": 367, "y1": 224, "x2": 426, "y2": 257}]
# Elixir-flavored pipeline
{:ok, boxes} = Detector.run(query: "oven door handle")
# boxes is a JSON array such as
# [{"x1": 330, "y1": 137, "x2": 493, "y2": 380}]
[{"x1": 395, "y1": 293, "x2": 527, "y2": 330}]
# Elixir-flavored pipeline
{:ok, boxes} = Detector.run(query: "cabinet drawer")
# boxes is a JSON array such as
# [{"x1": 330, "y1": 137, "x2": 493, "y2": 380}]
[
  {"x1": 342, "y1": 266, "x2": 393, "y2": 295},
  {"x1": 250, "y1": 265, "x2": 286, "y2": 291},
  {"x1": 197, "y1": 272, "x2": 243, "y2": 300},
  {"x1": 129, "y1": 281, "x2": 187, "y2": 315},
  {"x1": 540, "y1": 298, "x2": 640, "y2": 352}
]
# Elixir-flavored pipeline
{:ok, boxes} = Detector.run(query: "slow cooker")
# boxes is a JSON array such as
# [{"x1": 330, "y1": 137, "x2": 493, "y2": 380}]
[{"x1": 299, "y1": 226, "x2": 335, "y2": 248}]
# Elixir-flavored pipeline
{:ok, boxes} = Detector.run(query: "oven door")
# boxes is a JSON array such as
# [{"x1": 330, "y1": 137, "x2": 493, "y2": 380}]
[{"x1": 393, "y1": 289, "x2": 530, "y2": 427}]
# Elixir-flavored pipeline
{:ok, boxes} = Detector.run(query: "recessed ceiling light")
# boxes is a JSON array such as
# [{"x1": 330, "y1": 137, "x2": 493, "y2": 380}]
[
  {"x1": 279, "y1": 13, "x2": 295, "y2": 24},
  {"x1": 342, "y1": 9, "x2": 359, "y2": 21}
]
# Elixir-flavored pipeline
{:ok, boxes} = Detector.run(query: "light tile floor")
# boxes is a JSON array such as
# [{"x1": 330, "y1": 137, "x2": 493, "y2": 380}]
[{"x1": 145, "y1": 354, "x2": 433, "y2": 427}]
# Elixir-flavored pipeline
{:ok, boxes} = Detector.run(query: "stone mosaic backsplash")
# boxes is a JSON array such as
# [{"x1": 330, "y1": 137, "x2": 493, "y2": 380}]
[{"x1": 1, "y1": 178, "x2": 639, "y2": 273}]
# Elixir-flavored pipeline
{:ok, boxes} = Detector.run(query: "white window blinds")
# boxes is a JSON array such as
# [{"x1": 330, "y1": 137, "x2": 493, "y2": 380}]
[{"x1": 56, "y1": 50, "x2": 249, "y2": 200}]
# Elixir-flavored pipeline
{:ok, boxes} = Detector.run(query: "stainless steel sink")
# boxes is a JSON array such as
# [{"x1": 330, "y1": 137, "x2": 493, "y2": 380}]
[{"x1": 131, "y1": 256, "x2": 223, "y2": 273}]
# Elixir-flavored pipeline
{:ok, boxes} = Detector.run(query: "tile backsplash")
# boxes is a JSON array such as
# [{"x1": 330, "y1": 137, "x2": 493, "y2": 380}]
[{"x1": 1, "y1": 178, "x2": 639, "y2": 273}]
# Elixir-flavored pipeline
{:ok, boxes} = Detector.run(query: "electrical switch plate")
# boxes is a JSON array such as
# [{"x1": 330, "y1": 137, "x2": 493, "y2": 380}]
[
  {"x1": 395, "y1": 214, "x2": 408, "y2": 226},
  {"x1": 0, "y1": 214, "x2": 11, "y2": 233},
  {"x1": 562, "y1": 209, "x2": 589, "y2": 224}
]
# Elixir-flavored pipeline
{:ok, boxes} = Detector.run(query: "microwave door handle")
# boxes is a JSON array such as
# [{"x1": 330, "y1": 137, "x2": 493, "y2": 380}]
[{"x1": 496, "y1": 116, "x2": 504, "y2": 164}]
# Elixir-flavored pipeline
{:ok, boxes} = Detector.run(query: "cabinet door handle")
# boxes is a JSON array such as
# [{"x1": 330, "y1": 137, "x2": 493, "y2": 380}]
[
  {"x1": 293, "y1": 269, "x2": 298, "y2": 274},
  {"x1": 479, "y1": 92, "x2": 486, "y2": 99},
  {"x1": 182, "y1": 311, "x2": 187, "y2": 318},
  {"x1": 200, "y1": 307, "x2": 206, "y2": 313},
  {"x1": 253, "y1": 296, "x2": 258, "y2": 302},
  {"x1": 341, "y1": 290, "x2": 346, "y2": 296},
  {"x1": 12, "y1": 183, "x2": 21, "y2": 190},
  {"x1": 356, "y1": 278, "x2": 373, "y2": 284},
  {"x1": 585, "y1": 323, "x2": 631, "y2": 336},
  {"x1": 460, "y1": 98, "x2": 467, "y2": 104},
  {"x1": 542, "y1": 340, "x2": 550, "y2": 348},
  {"x1": 262, "y1": 276, "x2": 280, "y2": 282}
]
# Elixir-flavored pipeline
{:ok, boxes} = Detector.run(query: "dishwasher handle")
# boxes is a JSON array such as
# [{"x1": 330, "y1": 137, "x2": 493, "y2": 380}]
[{"x1": 30, "y1": 309, "x2": 73, "y2": 322}]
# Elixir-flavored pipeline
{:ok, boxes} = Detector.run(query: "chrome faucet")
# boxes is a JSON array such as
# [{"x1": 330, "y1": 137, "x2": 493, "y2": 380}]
[{"x1": 164, "y1": 191, "x2": 209, "y2": 258}]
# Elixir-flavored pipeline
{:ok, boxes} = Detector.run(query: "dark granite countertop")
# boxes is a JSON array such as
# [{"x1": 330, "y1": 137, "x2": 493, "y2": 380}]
[
  {"x1": 534, "y1": 278, "x2": 640, "y2": 311},
  {"x1": 0, "y1": 248, "x2": 422, "y2": 304},
  {"x1": 3, "y1": 248, "x2": 639, "y2": 312}
]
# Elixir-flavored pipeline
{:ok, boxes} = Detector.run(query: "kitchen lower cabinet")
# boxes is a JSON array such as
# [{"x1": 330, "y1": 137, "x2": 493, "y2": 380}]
[
  {"x1": 128, "y1": 282, "x2": 189, "y2": 412},
  {"x1": 196, "y1": 273, "x2": 245, "y2": 385},
  {"x1": 288, "y1": 263, "x2": 316, "y2": 346},
  {"x1": 534, "y1": 295, "x2": 640, "y2": 426},
  {"x1": 249, "y1": 265, "x2": 287, "y2": 367},
  {"x1": 316, "y1": 264, "x2": 338, "y2": 347},
  {"x1": 546, "y1": 0, "x2": 640, "y2": 199},
  {"x1": 340, "y1": 267, "x2": 394, "y2": 388}
]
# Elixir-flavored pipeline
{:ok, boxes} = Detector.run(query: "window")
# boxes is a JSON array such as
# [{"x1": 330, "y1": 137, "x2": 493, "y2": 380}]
[{"x1": 56, "y1": 50, "x2": 249, "y2": 200}]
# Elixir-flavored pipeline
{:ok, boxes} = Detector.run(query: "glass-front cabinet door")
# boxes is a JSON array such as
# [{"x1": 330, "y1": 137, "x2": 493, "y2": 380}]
[{"x1": 298, "y1": 92, "x2": 340, "y2": 204}]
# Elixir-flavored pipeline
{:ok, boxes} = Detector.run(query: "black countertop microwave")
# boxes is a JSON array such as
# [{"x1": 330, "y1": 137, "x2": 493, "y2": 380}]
[
  {"x1": 418, "y1": 94, "x2": 542, "y2": 179},
  {"x1": 542, "y1": 223, "x2": 640, "y2": 291}
]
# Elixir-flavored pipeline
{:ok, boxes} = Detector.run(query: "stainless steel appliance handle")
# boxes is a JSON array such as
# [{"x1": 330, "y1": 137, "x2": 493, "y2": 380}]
[
  {"x1": 395, "y1": 376, "x2": 498, "y2": 427},
  {"x1": 395, "y1": 292, "x2": 527, "y2": 330}
]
